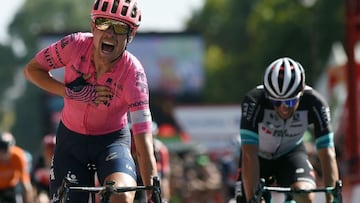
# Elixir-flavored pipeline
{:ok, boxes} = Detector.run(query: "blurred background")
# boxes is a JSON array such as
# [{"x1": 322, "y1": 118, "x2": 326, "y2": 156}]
[{"x1": 1, "y1": 0, "x2": 360, "y2": 202}]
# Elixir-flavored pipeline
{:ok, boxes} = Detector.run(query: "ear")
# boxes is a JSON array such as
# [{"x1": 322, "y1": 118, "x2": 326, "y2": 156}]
[
  {"x1": 127, "y1": 36, "x2": 133, "y2": 43},
  {"x1": 127, "y1": 30, "x2": 136, "y2": 43}
]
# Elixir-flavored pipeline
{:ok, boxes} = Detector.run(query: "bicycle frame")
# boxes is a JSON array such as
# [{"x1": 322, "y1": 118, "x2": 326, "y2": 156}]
[
  {"x1": 251, "y1": 179, "x2": 343, "y2": 203},
  {"x1": 57, "y1": 176, "x2": 162, "y2": 203}
]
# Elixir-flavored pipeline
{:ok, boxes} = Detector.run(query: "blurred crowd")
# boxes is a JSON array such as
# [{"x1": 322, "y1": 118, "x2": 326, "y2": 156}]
[
  {"x1": 168, "y1": 148, "x2": 239, "y2": 203},
  {"x1": 0, "y1": 131, "x2": 55, "y2": 203}
]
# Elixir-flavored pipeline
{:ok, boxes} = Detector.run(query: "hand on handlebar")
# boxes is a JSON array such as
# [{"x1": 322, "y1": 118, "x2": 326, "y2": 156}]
[{"x1": 147, "y1": 176, "x2": 164, "y2": 203}]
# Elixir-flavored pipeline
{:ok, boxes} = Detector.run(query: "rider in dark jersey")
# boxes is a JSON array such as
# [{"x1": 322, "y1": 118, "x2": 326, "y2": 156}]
[{"x1": 237, "y1": 57, "x2": 339, "y2": 203}]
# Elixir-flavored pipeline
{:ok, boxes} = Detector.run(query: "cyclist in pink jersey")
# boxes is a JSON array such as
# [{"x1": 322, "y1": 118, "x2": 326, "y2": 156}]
[{"x1": 23, "y1": 0, "x2": 158, "y2": 202}]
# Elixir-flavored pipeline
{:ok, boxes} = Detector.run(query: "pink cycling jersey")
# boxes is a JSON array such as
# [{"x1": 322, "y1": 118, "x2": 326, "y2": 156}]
[{"x1": 35, "y1": 32, "x2": 152, "y2": 135}]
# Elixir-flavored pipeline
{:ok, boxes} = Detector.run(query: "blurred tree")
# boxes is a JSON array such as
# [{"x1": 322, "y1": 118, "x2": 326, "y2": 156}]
[
  {"x1": 4, "y1": 0, "x2": 92, "y2": 152},
  {"x1": 0, "y1": 45, "x2": 17, "y2": 94},
  {"x1": 8, "y1": 0, "x2": 92, "y2": 63},
  {"x1": 0, "y1": 45, "x2": 18, "y2": 135},
  {"x1": 187, "y1": 0, "x2": 344, "y2": 103}
]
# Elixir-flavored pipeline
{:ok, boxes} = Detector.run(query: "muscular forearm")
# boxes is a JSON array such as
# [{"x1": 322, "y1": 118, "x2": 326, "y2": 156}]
[
  {"x1": 134, "y1": 133, "x2": 158, "y2": 185},
  {"x1": 136, "y1": 143, "x2": 158, "y2": 201},
  {"x1": 319, "y1": 148, "x2": 339, "y2": 185},
  {"x1": 24, "y1": 58, "x2": 66, "y2": 97},
  {"x1": 241, "y1": 145, "x2": 260, "y2": 201},
  {"x1": 318, "y1": 147, "x2": 339, "y2": 203},
  {"x1": 137, "y1": 151, "x2": 158, "y2": 186}
]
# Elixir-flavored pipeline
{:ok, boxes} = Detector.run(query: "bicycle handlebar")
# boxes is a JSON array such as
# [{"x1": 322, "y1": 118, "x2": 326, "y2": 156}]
[
  {"x1": 249, "y1": 179, "x2": 343, "y2": 203},
  {"x1": 57, "y1": 176, "x2": 162, "y2": 203},
  {"x1": 263, "y1": 180, "x2": 342, "y2": 194},
  {"x1": 68, "y1": 185, "x2": 154, "y2": 193}
]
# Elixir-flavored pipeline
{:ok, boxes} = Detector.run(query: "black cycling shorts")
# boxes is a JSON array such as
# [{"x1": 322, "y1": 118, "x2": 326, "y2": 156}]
[
  {"x1": 0, "y1": 187, "x2": 16, "y2": 203},
  {"x1": 49, "y1": 121, "x2": 137, "y2": 203},
  {"x1": 259, "y1": 144, "x2": 316, "y2": 186}
]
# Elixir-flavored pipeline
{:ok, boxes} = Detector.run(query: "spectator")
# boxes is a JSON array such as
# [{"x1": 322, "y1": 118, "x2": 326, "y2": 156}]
[
  {"x1": 152, "y1": 122, "x2": 171, "y2": 202},
  {"x1": 182, "y1": 153, "x2": 223, "y2": 203},
  {"x1": 31, "y1": 134, "x2": 56, "y2": 203},
  {"x1": 0, "y1": 131, "x2": 34, "y2": 203}
]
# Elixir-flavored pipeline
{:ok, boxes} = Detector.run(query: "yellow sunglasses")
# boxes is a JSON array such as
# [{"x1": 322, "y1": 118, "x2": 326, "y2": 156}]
[{"x1": 94, "y1": 18, "x2": 130, "y2": 35}]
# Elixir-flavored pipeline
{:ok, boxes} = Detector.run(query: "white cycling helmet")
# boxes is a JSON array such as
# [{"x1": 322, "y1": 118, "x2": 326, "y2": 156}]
[{"x1": 263, "y1": 57, "x2": 305, "y2": 99}]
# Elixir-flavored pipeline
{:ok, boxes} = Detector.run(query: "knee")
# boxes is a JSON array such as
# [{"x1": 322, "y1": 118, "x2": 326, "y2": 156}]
[
  {"x1": 294, "y1": 193, "x2": 314, "y2": 203},
  {"x1": 104, "y1": 172, "x2": 137, "y2": 203},
  {"x1": 292, "y1": 181, "x2": 315, "y2": 203},
  {"x1": 110, "y1": 191, "x2": 135, "y2": 203}
]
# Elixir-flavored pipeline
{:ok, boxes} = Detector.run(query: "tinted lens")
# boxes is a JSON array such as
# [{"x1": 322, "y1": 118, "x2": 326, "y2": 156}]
[
  {"x1": 113, "y1": 24, "x2": 130, "y2": 35},
  {"x1": 94, "y1": 18, "x2": 129, "y2": 35},
  {"x1": 270, "y1": 97, "x2": 299, "y2": 108},
  {"x1": 271, "y1": 100, "x2": 282, "y2": 107},
  {"x1": 94, "y1": 18, "x2": 111, "y2": 30}
]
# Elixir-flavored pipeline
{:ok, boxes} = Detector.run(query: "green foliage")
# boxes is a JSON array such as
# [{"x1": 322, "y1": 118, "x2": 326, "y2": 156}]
[
  {"x1": 3, "y1": 0, "x2": 93, "y2": 152},
  {"x1": 8, "y1": 0, "x2": 92, "y2": 61},
  {"x1": 188, "y1": 0, "x2": 344, "y2": 103},
  {"x1": 0, "y1": 45, "x2": 17, "y2": 93}
]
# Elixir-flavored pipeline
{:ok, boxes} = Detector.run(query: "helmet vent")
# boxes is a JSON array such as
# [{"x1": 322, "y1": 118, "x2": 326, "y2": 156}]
[
  {"x1": 93, "y1": 0, "x2": 100, "y2": 10},
  {"x1": 91, "y1": 0, "x2": 141, "y2": 30},
  {"x1": 101, "y1": 2, "x2": 109, "y2": 12},
  {"x1": 263, "y1": 57, "x2": 305, "y2": 99},
  {"x1": 121, "y1": 6, "x2": 128, "y2": 16},
  {"x1": 131, "y1": 7, "x2": 137, "y2": 18},
  {"x1": 111, "y1": 0, "x2": 119, "y2": 13}
]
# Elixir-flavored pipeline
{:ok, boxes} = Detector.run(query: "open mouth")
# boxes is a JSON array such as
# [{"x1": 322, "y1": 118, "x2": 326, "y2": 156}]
[{"x1": 101, "y1": 41, "x2": 115, "y2": 53}]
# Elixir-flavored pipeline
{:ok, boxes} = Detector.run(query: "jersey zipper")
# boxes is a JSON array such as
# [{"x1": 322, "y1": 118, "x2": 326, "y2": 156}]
[
  {"x1": 274, "y1": 119, "x2": 287, "y2": 156},
  {"x1": 82, "y1": 70, "x2": 97, "y2": 134},
  {"x1": 83, "y1": 104, "x2": 91, "y2": 134}
]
